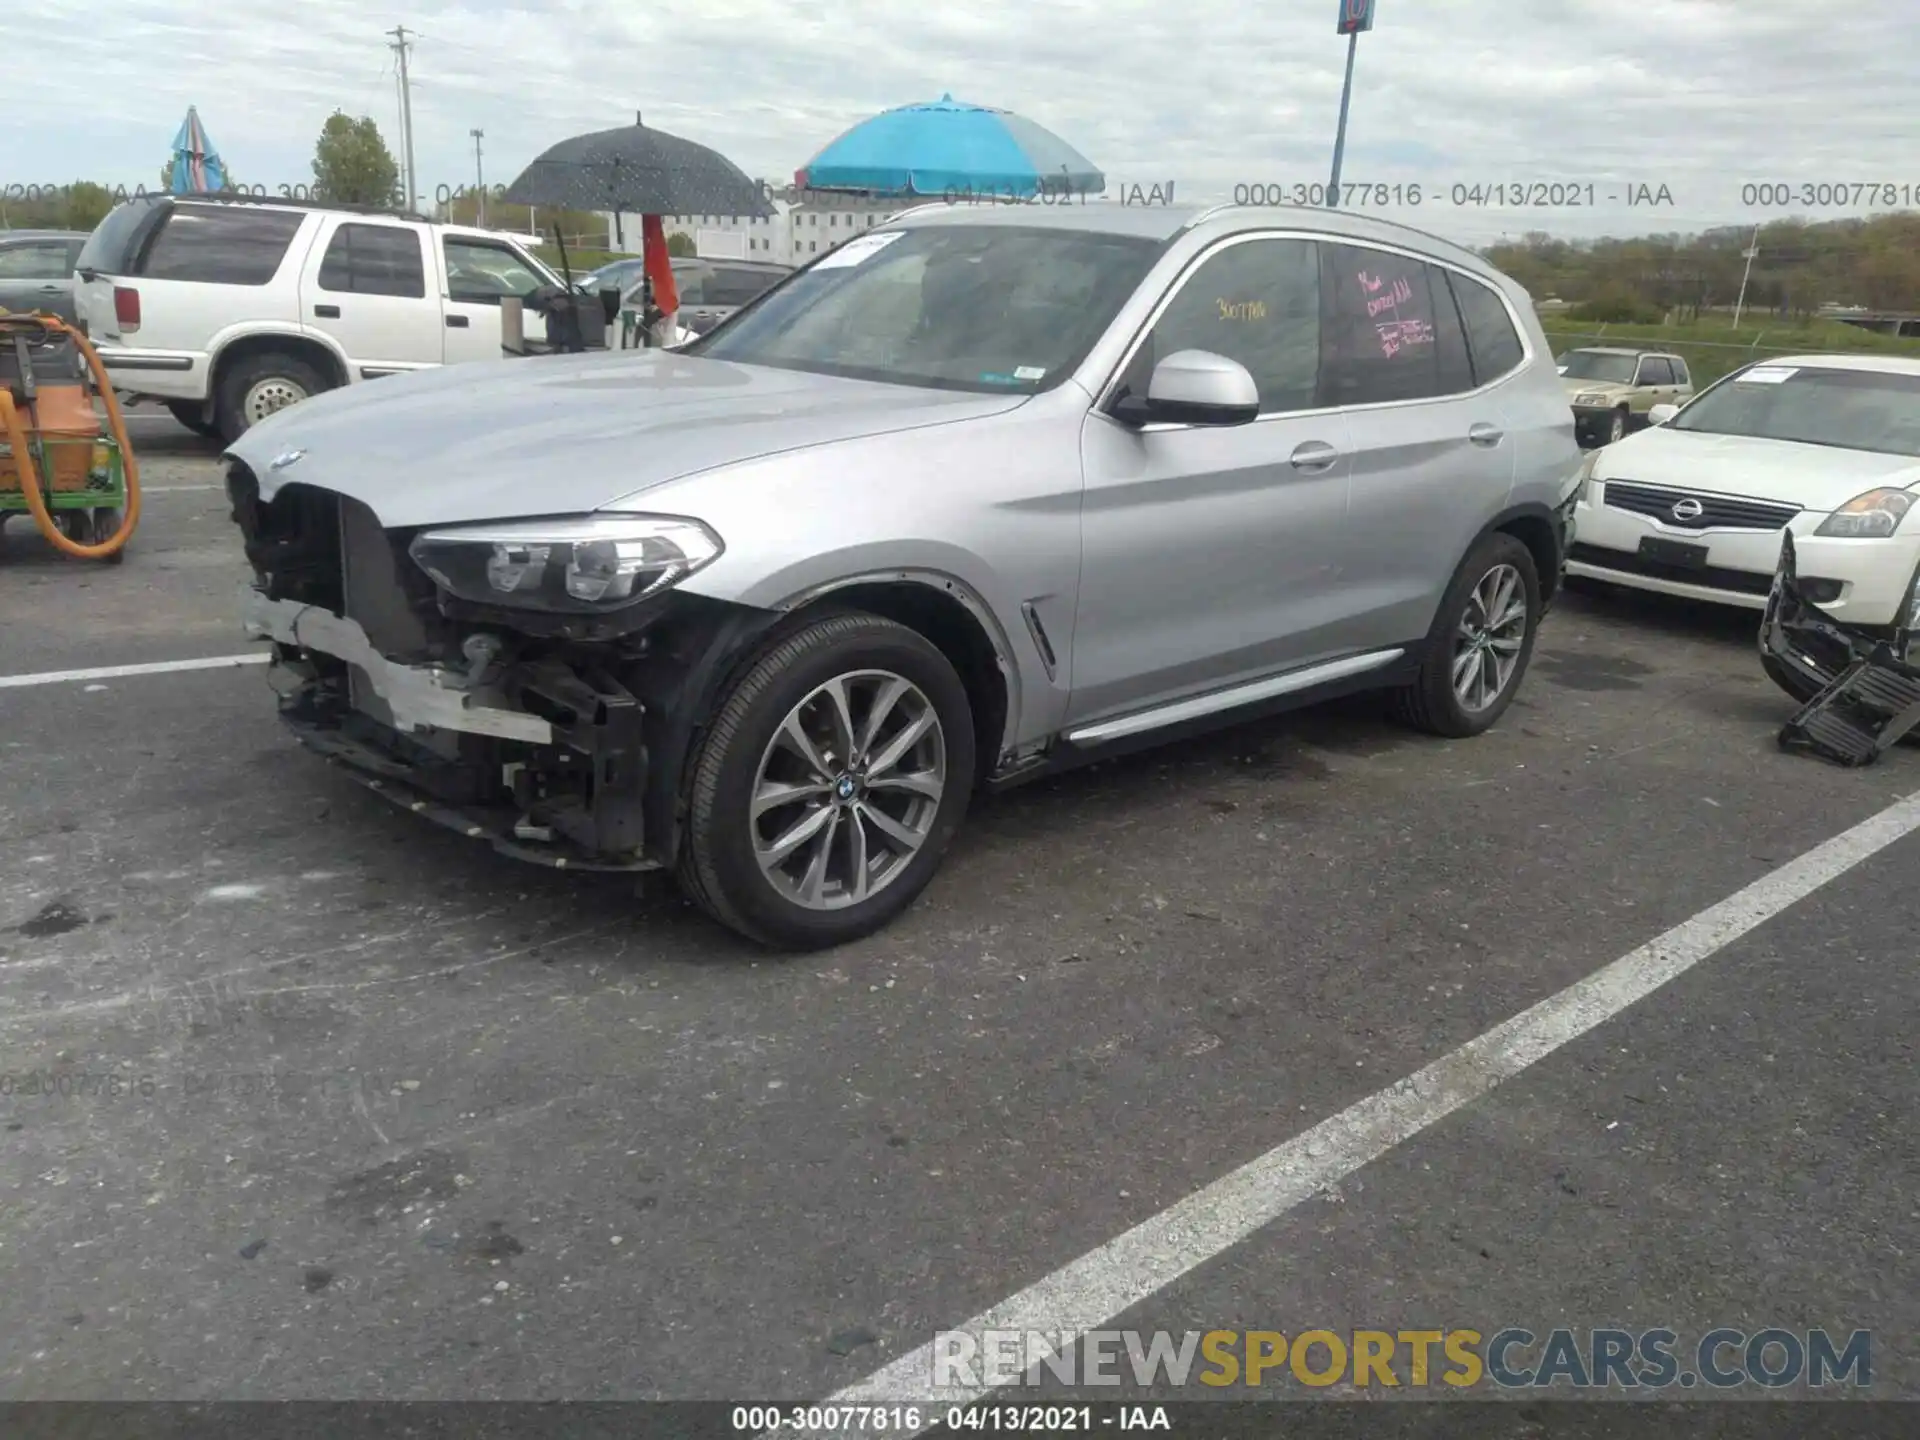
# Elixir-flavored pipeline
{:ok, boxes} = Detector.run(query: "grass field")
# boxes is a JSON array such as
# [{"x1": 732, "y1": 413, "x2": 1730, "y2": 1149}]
[{"x1": 1542, "y1": 317, "x2": 1920, "y2": 386}]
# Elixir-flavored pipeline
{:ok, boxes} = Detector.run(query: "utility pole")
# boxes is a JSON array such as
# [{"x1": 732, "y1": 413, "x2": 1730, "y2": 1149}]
[
  {"x1": 471, "y1": 128, "x2": 485, "y2": 226},
  {"x1": 1327, "y1": 1, "x2": 1375, "y2": 209},
  {"x1": 388, "y1": 25, "x2": 418, "y2": 212},
  {"x1": 1732, "y1": 224, "x2": 1760, "y2": 328}
]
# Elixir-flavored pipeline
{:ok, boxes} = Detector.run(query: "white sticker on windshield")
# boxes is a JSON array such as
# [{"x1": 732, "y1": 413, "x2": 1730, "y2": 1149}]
[
  {"x1": 812, "y1": 231, "x2": 904, "y2": 270},
  {"x1": 1737, "y1": 366, "x2": 1798, "y2": 383},
  {"x1": 1014, "y1": 366, "x2": 1046, "y2": 380}
]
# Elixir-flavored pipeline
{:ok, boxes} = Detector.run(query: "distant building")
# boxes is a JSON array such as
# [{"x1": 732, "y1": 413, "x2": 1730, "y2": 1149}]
[{"x1": 603, "y1": 191, "x2": 910, "y2": 265}]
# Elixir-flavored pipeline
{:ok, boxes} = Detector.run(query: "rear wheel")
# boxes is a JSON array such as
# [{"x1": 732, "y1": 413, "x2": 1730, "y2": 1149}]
[
  {"x1": 676, "y1": 612, "x2": 976, "y2": 950},
  {"x1": 1391, "y1": 533, "x2": 1541, "y2": 738},
  {"x1": 164, "y1": 401, "x2": 221, "y2": 439},
  {"x1": 217, "y1": 352, "x2": 328, "y2": 444}
]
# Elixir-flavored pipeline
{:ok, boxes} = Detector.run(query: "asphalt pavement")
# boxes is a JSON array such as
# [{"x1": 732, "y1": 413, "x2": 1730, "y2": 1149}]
[{"x1": 1, "y1": 416, "x2": 1913, "y2": 1414}]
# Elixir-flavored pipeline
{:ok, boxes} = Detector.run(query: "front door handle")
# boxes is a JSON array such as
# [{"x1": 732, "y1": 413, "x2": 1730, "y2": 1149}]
[
  {"x1": 38, "y1": 283, "x2": 63, "y2": 293},
  {"x1": 1469, "y1": 422, "x2": 1504, "y2": 447},
  {"x1": 1289, "y1": 441, "x2": 1340, "y2": 472},
  {"x1": 445, "y1": 315, "x2": 470, "y2": 328},
  {"x1": 313, "y1": 304, "x2": 340, "y2": 318}
]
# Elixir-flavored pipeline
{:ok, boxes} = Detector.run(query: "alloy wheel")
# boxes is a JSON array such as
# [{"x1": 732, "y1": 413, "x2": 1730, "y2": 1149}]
[
  {"x1": 749, "y1": 669, "x2": 947, "y2": 911},
  {"x1": 1452, "y1": 562, "x2": 1530, "y2": 713}
]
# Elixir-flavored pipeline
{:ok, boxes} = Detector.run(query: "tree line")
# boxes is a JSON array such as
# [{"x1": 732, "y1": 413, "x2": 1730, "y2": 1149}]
[{"x1": 1486, "y1": 212, "x2": 1920, "y2": 323}]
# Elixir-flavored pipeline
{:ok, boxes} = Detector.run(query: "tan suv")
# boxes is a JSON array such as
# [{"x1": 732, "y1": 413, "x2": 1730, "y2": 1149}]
[{"x1": 1559, "y1": 346, "x2": 1692, "y2": 446}]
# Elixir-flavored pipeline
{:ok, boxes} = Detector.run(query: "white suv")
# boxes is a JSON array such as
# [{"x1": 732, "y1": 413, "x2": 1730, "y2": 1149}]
[{"x1": 73, "y1": 194, "x2": 568, "y2": 442}]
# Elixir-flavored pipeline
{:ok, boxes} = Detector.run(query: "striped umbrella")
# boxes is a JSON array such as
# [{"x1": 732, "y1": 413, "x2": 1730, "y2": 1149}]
[{"x1": 168, "y1": 106, "x2": 228, "y2": 193}]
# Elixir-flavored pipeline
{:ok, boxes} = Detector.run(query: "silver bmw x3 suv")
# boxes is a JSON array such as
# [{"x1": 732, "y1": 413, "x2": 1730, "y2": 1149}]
[{"x1": 226, "y1": 201, "x2": 1581, "y2": 949}]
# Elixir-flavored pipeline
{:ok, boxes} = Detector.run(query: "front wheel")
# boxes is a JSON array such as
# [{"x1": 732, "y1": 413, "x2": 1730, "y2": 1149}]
[
  {"x1": 1391, "y1": 533, "x2": 1542, "y2": 738},
  {"x1": 676, "y1": 612, "x2": 977, "y2": 950},
  {"x1": 1607, "y1": 407, "x2": 1628, "y2": 444}
]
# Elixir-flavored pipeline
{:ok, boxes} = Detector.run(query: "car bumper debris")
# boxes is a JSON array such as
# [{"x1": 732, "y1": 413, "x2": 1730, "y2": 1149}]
[{"x1": 1762, "y1": 531, "x2": 1920, "y2": 766}]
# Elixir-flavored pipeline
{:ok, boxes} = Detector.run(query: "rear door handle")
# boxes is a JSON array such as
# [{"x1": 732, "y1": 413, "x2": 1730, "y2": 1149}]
[
  {"x1": 445, "y1": 315, "x2": 469, "y2": 328},
  {"x1": 313, "y1": 304, "x2": 340, "y2": 318},
  {"x1": 1469, "y1": 422, "x2": 1504, "y2": 446},
  {"x1": 1289, "y1": 441, "x2": 1341, "y2": 472}
]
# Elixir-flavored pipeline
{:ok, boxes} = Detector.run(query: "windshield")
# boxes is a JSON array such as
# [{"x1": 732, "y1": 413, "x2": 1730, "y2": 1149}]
[
  {"x1": 679, "y1": 224, "x2": 1164, "y2": 393},
  {"x1": 1669, "y1": 365, "x2": 1920, "y2": 457},
  {"x1": 1559, "y1": 351, "x2": 1638, "y2": 383}
]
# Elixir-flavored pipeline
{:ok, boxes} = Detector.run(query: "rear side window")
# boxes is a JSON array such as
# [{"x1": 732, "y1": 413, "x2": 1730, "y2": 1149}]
[
  {"x1": 317, "y1": 224, "x2": 426, "y2": 298},
  {"x1": 139, "y1": 206, "x2": 304, "y2": 285},
  {"x1": 1671, "y1": 357, "x2": 1692, "y2": 386},
  {"x1": 1318, "y1": 243, "x2": 1460, "y2": 406},
  {"x1": 1446, "y1": 272, "x2": 1526, "y2": 385}
]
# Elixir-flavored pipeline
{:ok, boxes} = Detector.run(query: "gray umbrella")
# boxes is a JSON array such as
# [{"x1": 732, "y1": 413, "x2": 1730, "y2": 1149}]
[{"x1": 502, "y1": 113, "x2": 774, "y2": 219}]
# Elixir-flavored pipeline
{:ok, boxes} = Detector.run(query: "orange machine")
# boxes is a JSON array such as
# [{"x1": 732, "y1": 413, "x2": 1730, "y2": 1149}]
[{"x1": 0, "y1": 312, "x2": 140, "y2": 561}]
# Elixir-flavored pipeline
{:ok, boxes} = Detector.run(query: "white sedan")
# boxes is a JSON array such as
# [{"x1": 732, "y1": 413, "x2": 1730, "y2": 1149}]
[{"x1": 1567, "y1": 354, "x2": 1920, "y2": 628}]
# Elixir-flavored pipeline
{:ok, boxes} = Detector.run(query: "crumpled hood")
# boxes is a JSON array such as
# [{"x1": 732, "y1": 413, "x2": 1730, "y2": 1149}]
[
  {"x1": 1597, "y1": 425, "x2": 1920, "y2": 509},
  {"x1": 225, "y1": 349, "x2": 1028, "y2": 527}
]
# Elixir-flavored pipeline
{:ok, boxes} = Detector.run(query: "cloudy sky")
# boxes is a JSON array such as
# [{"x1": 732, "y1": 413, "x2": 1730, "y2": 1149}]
[{"x1": 7, "y1": 0, "x2": 1911, "y2": 244}]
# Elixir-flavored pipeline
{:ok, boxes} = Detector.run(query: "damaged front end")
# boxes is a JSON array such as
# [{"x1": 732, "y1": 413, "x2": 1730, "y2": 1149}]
[
  {"x1": 1761, "y1": 530, "x2": 1920, "y2": 766},
  {"x1": 227, "y1": 463, "x2": 777, "y2": 870}
]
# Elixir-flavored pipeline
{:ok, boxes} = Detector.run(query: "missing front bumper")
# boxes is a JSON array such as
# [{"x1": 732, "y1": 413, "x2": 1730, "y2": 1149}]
[
  {"x1": 243, "y1": 587, "x2": 656, "y2": 867},
  {"x1": 1761, "y1": 533, "x2": 1920, "y2": 767}
]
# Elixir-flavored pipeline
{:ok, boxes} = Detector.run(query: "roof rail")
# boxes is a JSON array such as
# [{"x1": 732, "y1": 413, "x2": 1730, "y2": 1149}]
[{"x1": 164, "y1": 190, "x2": 436, "y2": 224}]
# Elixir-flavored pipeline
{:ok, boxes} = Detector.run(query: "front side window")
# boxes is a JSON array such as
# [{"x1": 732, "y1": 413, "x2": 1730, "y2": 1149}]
[
  {"x1": 1318, "y1": 243, "x2": 1466, "y2": 406},
  {"x1": 1668, "y1": 366, "x2": 1920, "y2": 458},
  {"x1": 317, "y1": 223, "x2": 426, "y2": 298},
  {"x1": 139, "y1": 205, "x2": 303, "y2": 285},
  {"x1": 686, "y1": 223, "x2": 1162, "y2": 395},
  {"x1": 1636, "y1": 356, "x2": 1674, "y2": 386},
  {"x1": 443, "y1": 239, "x2": 549, "y2": 305},
  {"x1": 1119, "y1": 237, "x2": 1321, "y2": 414}
]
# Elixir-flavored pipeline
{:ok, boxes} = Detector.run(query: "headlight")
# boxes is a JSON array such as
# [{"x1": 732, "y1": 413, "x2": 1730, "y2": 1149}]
[
  {"x1": 408, "y1": 513, "x2": 723, "y2": 613},
  {"x1": 1812, "y1": 488, "x2": 1916, "y2": 539},
  {"x1": 1575, "y1": 448, "x2": 1602, "y2": 502},
  {"x1": 1573, "y1": 391, "x2": 1607, "y2": 407}
]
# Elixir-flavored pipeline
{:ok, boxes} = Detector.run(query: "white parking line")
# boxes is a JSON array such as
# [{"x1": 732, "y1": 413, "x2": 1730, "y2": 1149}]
[
  {"x1": 0, "y1": 653, "x2": 267, "y2": 689},
  {"x1": 142, "y1": 484, "x2": 222, "y2": 493},
  {"x1": 799, "y1": 786, "x2": 1920, "y2": 1433}
]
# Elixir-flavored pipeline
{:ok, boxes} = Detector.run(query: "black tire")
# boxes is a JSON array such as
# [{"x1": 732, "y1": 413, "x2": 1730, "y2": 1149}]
[
  {"x1": 91, "y1": 508, "x2": 127, "y2": 564},
  {"x1": 216, "y1": 352, "x2": 329, "y2": 444},
  {"x1": 676, "y1": 612, "x2": 977, "y2": 950},
  {"x1": 164, "y1": 400, "x2": 221, "y2": 439},
  {"x1": 1391, "y1": 532, "x2": 1542, "y2": 738}
]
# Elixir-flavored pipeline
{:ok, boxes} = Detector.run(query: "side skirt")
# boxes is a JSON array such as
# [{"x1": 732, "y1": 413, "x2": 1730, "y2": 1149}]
[{"x1": 986, "y1": 647, "x2": 1423, "y2": 792}]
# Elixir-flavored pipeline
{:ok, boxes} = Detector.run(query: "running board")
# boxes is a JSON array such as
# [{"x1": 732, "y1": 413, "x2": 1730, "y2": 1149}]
[{"x1": 1064, "y1": 648, "x2": 1406, "y2": 746}]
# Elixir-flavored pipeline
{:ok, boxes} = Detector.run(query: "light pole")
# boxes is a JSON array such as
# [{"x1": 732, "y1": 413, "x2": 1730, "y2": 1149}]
[
  {"x1": 1732, "y1": 224, "x2": 1760, "y2": 328},
  {"x1": 471, "y1": 128, "x2": 485, "y2": 226},
  {"x1": 1327, "y1": 0, "x2": 1375, "y2": 207}
]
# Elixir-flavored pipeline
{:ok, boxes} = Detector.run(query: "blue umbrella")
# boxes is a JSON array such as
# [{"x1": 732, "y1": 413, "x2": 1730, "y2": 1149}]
[
  {"x1": 795, "y1": 94, "x2": 1102, "y2": 198},
  {"x1": 169, "y1": 106, "x2": 227, "y2": 193}
]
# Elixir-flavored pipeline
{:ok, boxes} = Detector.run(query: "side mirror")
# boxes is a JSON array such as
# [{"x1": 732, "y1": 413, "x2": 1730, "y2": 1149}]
[
  {"x1": 1648, "y1": 402, "x2": 1680, "y2": 426},
  {"x1": 1112, "y1": 350, "x2": 1261, "y2": 428}
]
